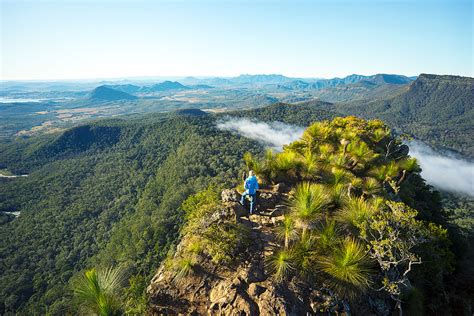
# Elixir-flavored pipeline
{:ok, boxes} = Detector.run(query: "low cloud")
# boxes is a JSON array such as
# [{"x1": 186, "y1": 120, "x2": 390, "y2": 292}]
[
  {"x1": 407, "y1": 140, "x2": 473, "y2": 197},
  {"x1": 217, "y1": 117, "x2": 304, "y2": 150},
  {"x1": 217, "y1": 117, "x2": 473, "y2": 196}
]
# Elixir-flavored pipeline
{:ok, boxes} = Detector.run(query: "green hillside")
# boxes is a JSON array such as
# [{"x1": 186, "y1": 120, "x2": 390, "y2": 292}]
[
  {"x1": 336, "y1": 74, "x2": 474, "y2": 156},
  {"x1": 0, "y1": 114, "x2": 263, "y2": 314}
]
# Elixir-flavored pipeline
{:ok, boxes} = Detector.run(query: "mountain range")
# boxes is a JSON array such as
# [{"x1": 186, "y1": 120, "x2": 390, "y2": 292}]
[{"x1": 335, "y1": 74, "x2": 474, "y2": 156}]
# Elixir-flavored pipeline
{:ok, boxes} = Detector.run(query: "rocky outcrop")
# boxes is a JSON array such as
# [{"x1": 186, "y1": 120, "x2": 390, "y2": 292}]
[{"x1": 146, "y1": 186, "x2": 350, "y2": 315}]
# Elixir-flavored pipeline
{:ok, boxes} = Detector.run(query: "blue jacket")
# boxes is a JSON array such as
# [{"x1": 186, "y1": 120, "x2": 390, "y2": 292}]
[{"x1": 244, "y1": 175, "x2": 259, "y2": 195}]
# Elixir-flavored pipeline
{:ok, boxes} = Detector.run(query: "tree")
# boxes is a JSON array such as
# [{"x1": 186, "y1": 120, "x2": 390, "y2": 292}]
[
  {"x1": 318, "y1": 237, "x2": 372, "y2": 299},
  {"x1": 71, "y1": 267, "x2": 124, "y2": 316},
  {"x1": 290, "y1": 182, "x2": 330, "y2": 239},
  {"x1": 358, "y1": 201, "x2": 431, "y2": 316}
]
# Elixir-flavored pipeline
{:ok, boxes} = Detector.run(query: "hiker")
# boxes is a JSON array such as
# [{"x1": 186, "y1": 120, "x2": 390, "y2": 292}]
[{"x1": 240, "y1": 170, "x2": 259, "y2": 214}]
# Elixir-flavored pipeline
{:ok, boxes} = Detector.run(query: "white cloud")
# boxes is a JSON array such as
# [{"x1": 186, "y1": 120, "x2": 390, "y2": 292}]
[
  {"x1": 216, "y1": 117, "x2": 304, "y2": 151},
  {"x1": 408, "y1": 141, "x2": 474, "y2": 197}
]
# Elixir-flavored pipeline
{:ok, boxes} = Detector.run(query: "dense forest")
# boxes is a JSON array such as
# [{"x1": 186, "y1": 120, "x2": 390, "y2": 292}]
[
  {"x1": 0, "y1": 113, "x2": 262, "y2": 314},
  {"x1": 0, "y1": 103, "x2": 472, "y2": 314},
  {"x1": 335, "y1": 74, "x2": 474, "y2": 157}
]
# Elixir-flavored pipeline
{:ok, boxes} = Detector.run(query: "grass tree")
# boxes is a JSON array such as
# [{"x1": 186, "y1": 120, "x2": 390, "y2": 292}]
[
  {"x1": 336, "y1": 196, "x2": 378, "y2": 230},
  {"x1": 268, "y1": 248, "x2": 295, "y2": 282},
  {"x1": 293, "y1": 233, "x2": 318, "y2": 276},
  {"x1": 347, "y1": 141, "x2": 377, "y2": 170},
  {"x1": 290, "y1": 182, "x2": 331, "y2": 239},
  {"x1": 277, "y1": 215, "x2": 298, "y2": 249},
  {"x1": 301, "y1": 122, "x2": 333, "y2": 152},
  {"x1": 71, "y1": 267, "x2": 124, "y2": 316},
  {"x1": 318, "y1": 237, "x2": 372, "y2": 299},
  {"x1": 173, "y1": 257, "x2": 196, "y2": 283},
  {"x1": 315, "y1": 220, "x2": 341, "y2": 252},
  {"x1": 299, "y1": 149, "x2": 319, "y2": 179}
]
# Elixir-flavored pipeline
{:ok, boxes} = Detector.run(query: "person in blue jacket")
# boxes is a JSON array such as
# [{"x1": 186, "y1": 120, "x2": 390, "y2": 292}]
[{"x1": 240, "y1": 170, "x2": 259, "y2": 214}]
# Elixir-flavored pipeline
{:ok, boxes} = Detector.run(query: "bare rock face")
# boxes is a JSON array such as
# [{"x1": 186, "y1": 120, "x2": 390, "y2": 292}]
[{"x1": 147, "y1": 187, "x2": 347, "y2": 315}]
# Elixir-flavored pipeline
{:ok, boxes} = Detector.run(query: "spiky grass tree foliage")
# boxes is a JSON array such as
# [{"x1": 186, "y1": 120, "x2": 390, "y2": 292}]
[
  {"x1": 318, "y1": 238, "x2": 372, "y2": 299},
  {"x1": 301, "y1": 123, "x2": 333, "y2": 152},
  {"x1": 330, "y1": 167, "x2": 352, "y2": 186},
  {"x1": 293, "y1": 234, "x2": 318, "y2": 276},
  {"x1": 319, "y1": 143, "x2": 335, "y2": 160},
  {"x1": 398, "y1": 157, "x2": 420, "y2": 173},
  {"x1": 277, "y1": 215, "x2": 299, "y2": 249},
  {"x1": 300, "y1": 149, "x2": 319, "y2": 180},
  {"x1": 267, "y1": 248, "x2": 295, "y2": 282},
  {"x1": 290, "y1": 182, "x2": 330, "y2": 238},
  {"x1": 370, "y1": 161, "x2": 400, "y2": 182},
  {"x1": 347, "y1": 141, "x2": 378, "y2": 170},
  {"x1": 315, "y1": 220, "x2": 341, "y2": 252},
  {"x1": 173, "y1": 257, "x2": 196, "y2": 283},
  {"x1": 336, "y1": 196, "x2": 378, "y2": 229},
  {"x1": 329, "y1": 183, "x2": 347, "y2": 209},
  {"x1": 363, "y1": 177, "x2": 381, "y2": 196},
  {"x1": 72, "y1": 267, "x2": 124, "y2": 316}
]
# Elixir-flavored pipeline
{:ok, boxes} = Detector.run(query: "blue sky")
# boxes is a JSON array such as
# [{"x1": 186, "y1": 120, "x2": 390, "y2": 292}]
[{"x1": 1, "y1": 0, "x2": 472, "y2": 80}]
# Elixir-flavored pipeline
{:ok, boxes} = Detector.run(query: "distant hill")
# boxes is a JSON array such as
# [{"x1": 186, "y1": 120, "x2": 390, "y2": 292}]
[
  {"x1": 276, "y1": 74, "x2": 413, "y2": 92},
  {"x1": 103, "y1": 84, "x2": 141, "y2": 94},
  {"x1": 89, "y1": 86, "x2": 138, "y2": 101},
  {"x1": 312, "y1": 77, "x2": 411, "y2": 103},
  {"x1": 142, "y1": 81, "x2": 189, "y2": 92},
  {"x1": 336, "y1": 74, "x2": 474, "y2": 156},
  {"x1": 231, "y1": 74, "x2": 293, "y2": 85}
]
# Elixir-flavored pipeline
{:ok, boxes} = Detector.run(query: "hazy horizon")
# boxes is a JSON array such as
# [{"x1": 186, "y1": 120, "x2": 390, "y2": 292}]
[
  {"x1": 1, "y1": 0, "x2": 472, "y2": 81},
  {"x1": 0, "y1": 72, "x2": 420, "y2": 83}
]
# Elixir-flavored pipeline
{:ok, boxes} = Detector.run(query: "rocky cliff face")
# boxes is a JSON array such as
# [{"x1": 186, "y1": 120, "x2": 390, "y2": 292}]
[{"x1": 146, "y1": 186, "x2": 351, "y2": 315}]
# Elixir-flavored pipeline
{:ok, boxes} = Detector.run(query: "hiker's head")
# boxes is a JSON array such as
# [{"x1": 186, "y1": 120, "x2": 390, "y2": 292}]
[{"x1": 249, "y1": 170, "x2": 254, "y2": 177}]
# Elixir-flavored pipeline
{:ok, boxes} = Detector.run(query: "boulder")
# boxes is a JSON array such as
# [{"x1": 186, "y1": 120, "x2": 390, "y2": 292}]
[
  {"x1": 224, "y1": 201, "x2": 248, "y2": 219},
  {"x1": 257, "y1": 191, "x2": 282, "y2": 212},
  {"x1": 221, "y1": 189, "x2": 240, "y2": 203}
]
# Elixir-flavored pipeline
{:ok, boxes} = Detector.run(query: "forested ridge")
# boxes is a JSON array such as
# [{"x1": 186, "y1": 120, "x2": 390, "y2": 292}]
[
  {"x1": 0, "y1": 113, "x2": 266, "y2": 314},
  {"x1": 335, "y1": 74, "x2": 474, "y2": 157},
  {"x1": 0, "y1": 101, "x2": 472, "y2": 314}
]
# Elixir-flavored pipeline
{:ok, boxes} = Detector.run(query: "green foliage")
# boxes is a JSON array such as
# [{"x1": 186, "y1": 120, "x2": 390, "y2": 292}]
[
  {"x1": 0, "y1": 114, "x2": 262, "y2": 314},
  {"x1": 358, "y1": 201, "x2": 430, "y2": 302},
  {"x1": 203, "y1": 222, "x2": 250, "y2": 264},
  {"x1": 71, "y1": 267, "x2": 124, "y2": 316},
  {"x1": 182, "y1": 186, "x2": 220, "y2": 219},
  {"x1": 123, "y1": 274, "x2": 148, "y2": 315},
  {"x1": 336, "y1": 196, "x2": 378, "y2": 229},
  {"x1": 267, "y1": 249, "x2": 295, "y2": 282},
  {"x1": 318, "y1": 238, "x2": 372, "y2": 299},
  {"x1": 315, "y1": 220, "x2": 341, "y2": 252},
  {"x1": 276, "y1": 215, "x2": 298, "y2": 249},
  {"x1": 173, "y1": 258, "x2": 196, "y2": 282},
  {"x1": 244, "y1": 116, "x2": 458, "y2": 311},
  {"x1": 291, "y1": 182, "x2": 331, "y2": 235}
]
